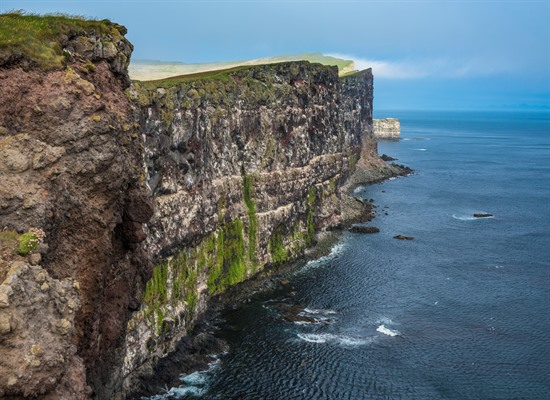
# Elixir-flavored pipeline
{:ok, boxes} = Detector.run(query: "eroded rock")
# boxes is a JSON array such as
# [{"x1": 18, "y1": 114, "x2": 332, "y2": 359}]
[{"x1": 0, "y1": 262, "x2": 81, "y2": 398}]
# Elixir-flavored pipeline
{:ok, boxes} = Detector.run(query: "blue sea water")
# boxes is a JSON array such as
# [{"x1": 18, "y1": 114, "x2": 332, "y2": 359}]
[{"x1": 148, "y1": 111, "x2": 550, "y2": 399}]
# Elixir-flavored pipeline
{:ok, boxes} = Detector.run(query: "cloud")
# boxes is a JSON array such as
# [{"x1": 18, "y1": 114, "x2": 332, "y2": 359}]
[{"x1": 328, "y1": 53, "x2": 515, "y2": 80}]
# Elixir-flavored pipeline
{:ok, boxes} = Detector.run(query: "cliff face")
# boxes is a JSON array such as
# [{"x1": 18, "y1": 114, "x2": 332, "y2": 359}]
[
  {"x1": 0, "y1": 17, "x2": 151, "y2": 399},
  {"x1": 112, "y1": 64, "x2": 374, "y2": 395},
  {"x1": 0, "y1": 16, "x2": 379, "y2": 399},
  {"x1": 373, "y1": 118, "x2": 400, "y2": 139}
]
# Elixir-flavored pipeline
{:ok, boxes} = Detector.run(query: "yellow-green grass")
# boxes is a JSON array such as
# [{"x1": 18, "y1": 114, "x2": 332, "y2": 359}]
[
  {"x1": 0, "y1": 11, "x2": 119, "y2": 69},
  {"x1": 130, "y1": 52, "x2": 356, "y2": 81}
]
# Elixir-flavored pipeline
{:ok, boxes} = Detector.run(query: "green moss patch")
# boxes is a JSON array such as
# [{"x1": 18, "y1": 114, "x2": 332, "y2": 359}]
[{"x1": 269, "y1": 224, "x2": 289, "y2": 265}]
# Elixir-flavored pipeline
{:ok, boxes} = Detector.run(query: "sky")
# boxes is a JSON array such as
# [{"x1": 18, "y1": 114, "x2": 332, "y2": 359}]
[{"x1": 1, "y1": 0, "x2": 549, "y2": 111}]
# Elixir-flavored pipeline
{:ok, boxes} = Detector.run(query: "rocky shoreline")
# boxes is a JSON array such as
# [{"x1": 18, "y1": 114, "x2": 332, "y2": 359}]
[
  {"x1": 0, "y1": 14, "x2": 413, "y2": 398},
  {"x1": 128, "y1": 161, "x2": 412, "y2": 399}
]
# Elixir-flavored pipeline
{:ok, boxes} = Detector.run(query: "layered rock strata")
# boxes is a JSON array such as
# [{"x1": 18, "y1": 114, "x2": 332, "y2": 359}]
[
  {"x1": 373, "y1": 118, "x2": 400, "y2": 139},
  {"x1": 1, "y1": 16, "x2": 384, "y2": 399}
]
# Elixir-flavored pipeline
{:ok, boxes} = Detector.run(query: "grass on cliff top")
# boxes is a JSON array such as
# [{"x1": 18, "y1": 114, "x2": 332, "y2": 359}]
[
  {"x1": 136, "y1": 60, "x2": 345, "y2": 90},
  {"x1": 136, "y1": 65, "x2": 255, "y2": 88},
  {"x1": 339, "y1": 68, "x2": 372, "y2": 79},
  {"x1": 0, "y1": 11, "x2": 117, "y2": 69},
  {"x1": 130, "y1": 52, "x2": 355, "y2": 82}
]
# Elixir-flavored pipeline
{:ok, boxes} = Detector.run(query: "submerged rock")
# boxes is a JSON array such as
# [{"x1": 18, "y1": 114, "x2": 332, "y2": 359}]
[
  {"x1": 473, "y1": 213, "x2": 493, "y2": 218},
  {"x1": 349, "y1": 225, "x2": 380, "y2": 234},
  {"x1": 393, "y1": 235, "x2": 414, "y2": 240},
  {"x1": 381, "y1": 154, "x2": 397, "y2": 161}
]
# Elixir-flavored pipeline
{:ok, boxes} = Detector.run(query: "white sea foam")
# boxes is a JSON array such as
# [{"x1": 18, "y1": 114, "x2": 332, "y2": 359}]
[
  {"x1": 180, "y1": 371, "x2": 208, "y2": 386},
  {"x1": 414, "y1": 148, "x2": 427, "y2": 151},
  {"x1": 147, "y1": 385, "x2": 205, "y2": 399},
  {"x1": 376, "y1": 324, "x2": 400, "y2": 337},
  {"x1": 452, "y1": 213, "x2": 494, "y2": 221},
  {"x1": 167, "y1": 386, "x2": 205, "y2": 397},
  {"x1": 297, "y1": 333, "x2": 328, "y2": 343},
  {"x1": 452, "y1": 214, "x2": 477, "y2": 221},
  {"x1": 150, "y1": 357, "x2": 220, "y2": 399},
  {"x1": 303, "y1": 308, "x2": 337, "y2": 315},
  {"x1": 295, "y1": 242, "x2": 348, "y2": 274},
  {"x1": 297, "y1": 333, "x2": 372, "y2": 346},
  {"x1": 294, "y1": 320, "x2": 314, "y2": 326},
  {"x1": 376, "y1": 317, "x2": 395, "y2": 325}
]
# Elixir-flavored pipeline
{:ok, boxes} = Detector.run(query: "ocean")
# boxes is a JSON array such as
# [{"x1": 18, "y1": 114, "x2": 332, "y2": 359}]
[{"x1": 146, "y1": 110, "x2": 550, "y2": 399}]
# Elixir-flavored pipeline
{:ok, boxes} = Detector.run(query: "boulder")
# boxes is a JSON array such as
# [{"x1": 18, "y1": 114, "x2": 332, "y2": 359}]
[
  {"x1": 349, "y1": 225, "x2": 380, "y2": 234},
  {"x1": 394, "y1": 235, "x2": 414, "y2": 240}
]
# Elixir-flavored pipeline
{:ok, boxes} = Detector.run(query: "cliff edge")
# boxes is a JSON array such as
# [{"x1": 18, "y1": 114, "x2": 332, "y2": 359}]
[
  {"x1": 0, "y1": 13, "x2": 394, "y2": 399},
  {"x1": 0, "y1": 13, "x2": 151, "y2": 399}
]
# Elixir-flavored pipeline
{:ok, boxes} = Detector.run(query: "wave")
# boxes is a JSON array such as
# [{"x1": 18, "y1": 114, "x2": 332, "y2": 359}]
[
  {"x1": 414, "y1": 148, "x2": 428, "y2": 151},
  {"x1": 293, "y1": 316, "x2": 337, "y2": 326},
  {"x1": 147, "y1": 385, "x2": 205, "y2": 399},
  {"x1": 303, "y1": 308, "x2": 337, "y2": 315},
  {"x1": 144, "y1": 358, "x2": 221, "y2": 399},
  {"x1": 291, "y1": 308, "x2": 338, "y2": 325},
  {"x1": 297, "y1": 333, "x2": 372, "y2": 346},
  {"x1": 376, "y1": 324, "x2": 400, "y2": 337},
  {"x1": 376, "y1": 317, "x2": 395, "y2": 325},
  {"x1": 295, "y1": 242, "x2": 348, "y2": 274},
  {"x1": 180, "y1": 371, "x2": 209, "y2": 386},
  {"x1": 452, "y1": 214, "x2": 477, "y2": 221},
  {"x1": 452, "y1": 213, "x2": 494, "y2": 221}
]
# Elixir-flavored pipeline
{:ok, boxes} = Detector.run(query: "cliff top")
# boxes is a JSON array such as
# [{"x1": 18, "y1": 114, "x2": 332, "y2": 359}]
[
  {"x1": 0, "y1": 11, "x2": 127, "y2": 70},
  {"x1": 135, "y1": 61, "x2": 371, "y2": 89},
  {"x1": 129, "y1": 53, "x2": 355, "y2": 81},
  {"x1": 135, "y1": 60, "x2": 341, "y2": 89}
]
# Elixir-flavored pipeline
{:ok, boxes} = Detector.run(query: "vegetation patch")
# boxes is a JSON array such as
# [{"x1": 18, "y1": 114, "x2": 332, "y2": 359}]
[
  {"x1": 16, "y1": 228, "x2": 45, "y2": 256},
  {"x1": 241, "y1": 168, "x2": 258, "y2": 269},
  {"x1": 0, "y1": 11, "x2": 121, "y2": 69},
  {"x1": 269, "y1": 224, "x2": 289, "y2": 265},
  {"x1": 207, "y1": 218, "x2": 247, "y2": 294}
]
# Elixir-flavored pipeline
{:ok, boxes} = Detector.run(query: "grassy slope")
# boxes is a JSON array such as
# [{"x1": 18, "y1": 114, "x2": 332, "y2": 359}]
[
  {"x1": 130, "y1": 52, "x2": 356, "y2": 81},
  {"x1": 0, "y1": 11, "x2": 119, "y2": 69}
]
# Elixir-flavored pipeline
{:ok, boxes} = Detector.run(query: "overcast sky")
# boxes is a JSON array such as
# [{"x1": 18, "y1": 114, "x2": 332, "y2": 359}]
[{"x1": 2, "y1": 0, "x2": 549, "y2": 110}]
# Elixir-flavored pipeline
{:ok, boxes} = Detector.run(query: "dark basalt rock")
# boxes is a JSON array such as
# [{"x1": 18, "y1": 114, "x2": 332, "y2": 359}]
[
  {"x1": 349, "y1": 225, "x2": 380, "y2": 234},
  {"x1": 473, "y1": 213, "x2": 493, "y2": 218},
  {"x1": 394, "y1": 235, "x2": 414, "y2": 240},
  {"x1": 381, "y1": 154, "x2": 397, "y2": 161}
]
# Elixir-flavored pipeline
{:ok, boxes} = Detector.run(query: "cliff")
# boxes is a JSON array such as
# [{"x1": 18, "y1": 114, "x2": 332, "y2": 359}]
[
  {"x1": 0, "y1": 14, "x2": 389, "y2": 399},
  {"x1": 0, "y1": 13, "x2": 150, "y2": 399},
  {"x1": 373, "y1": 118, "x2": 400, "y2": 139}
]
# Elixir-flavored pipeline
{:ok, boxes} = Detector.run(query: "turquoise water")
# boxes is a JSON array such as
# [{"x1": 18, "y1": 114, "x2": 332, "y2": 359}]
[{"x1": 147, "y1": 111, "x2": 550, "y2": 399}]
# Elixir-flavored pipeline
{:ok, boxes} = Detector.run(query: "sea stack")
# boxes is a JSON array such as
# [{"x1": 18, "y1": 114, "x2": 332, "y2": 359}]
[{"x1": 373, "y1": 118, "x2": 400, "y2": 140}]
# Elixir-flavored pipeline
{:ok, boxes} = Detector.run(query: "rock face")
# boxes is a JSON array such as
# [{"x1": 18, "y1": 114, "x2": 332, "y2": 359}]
[
  {"x1": 0, "y1": 16, "x2": 388, "y2": 400},
  {"x1": 0, "y1": 262, "x2": 83, "y2": 398},
  {"x1": 373, "y1": 118, "x2": 400, "y2": 139},
  {"x1": 117, "y1": 61, "x2": 376, "y2": 398},
  {"x1": 0, "y1": 18, "x2": 151, "y2": 399}
]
